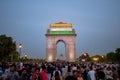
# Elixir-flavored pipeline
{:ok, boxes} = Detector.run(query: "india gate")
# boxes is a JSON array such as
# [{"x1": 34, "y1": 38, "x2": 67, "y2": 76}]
[{"x1": 45, "y1": 22, "x2": 77, "y2": 62}]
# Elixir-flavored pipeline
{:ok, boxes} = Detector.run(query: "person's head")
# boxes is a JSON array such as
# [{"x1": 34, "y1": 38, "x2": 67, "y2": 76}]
[
  {"x1": 55, "y1": 67, "x2": 59, "y2": 70},
  {"x1": 89, "y1": 66, "x2": 93, "y2": 70},
  {"x1": 72, "y1": 70, "x2": 78, "y2": 77},
  {"x1": 77, "y1": 66, "x2": 82, "y2": 73},
  {"x1": 81, "y1": 65, "x2": 86, "y2": 69},
  {"x1": 35, "y1": 68, "x2": 40, "y2": 75},
  {"x1": 10, "y1": 64, "x2": 16, "y2": 72},
  {"x1": 81, "y1": 65, "x2": 86, "y2": 72},
  {"x1": 112, "y1": 66, "x2": 116, "y2": 71},
  {"x1": 55, "y1": 71, "x2": 60, "y2": 77},
  {"x1": 42, "y1": 66, "x2": 47, "y2": 72},
  {"x1": 106, "y1": 66, "x2": 111, "y2": 70},
  {"x1": 21, "y1": 68, "x2": 28, "y2": 75},
  {"x1": 30, "y1": 67, "x2": 35, "y2": 73}
]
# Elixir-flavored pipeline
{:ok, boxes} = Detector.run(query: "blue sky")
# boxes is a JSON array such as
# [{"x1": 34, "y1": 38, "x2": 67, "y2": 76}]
[{"x1": 0, "y1": 0, "x2": 120, "y2": 58}]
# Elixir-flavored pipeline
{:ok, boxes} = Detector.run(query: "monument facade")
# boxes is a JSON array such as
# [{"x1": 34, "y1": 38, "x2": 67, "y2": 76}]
[{"x1": 45, "y1": 22, "x2": 77, "y2": 62}]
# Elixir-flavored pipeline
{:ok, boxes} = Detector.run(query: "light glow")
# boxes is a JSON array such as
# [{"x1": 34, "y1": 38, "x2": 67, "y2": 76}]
[
  {"x1": 18, "y1": 44, "x2": 22, "y2": 48},
  {"x1": 50, "y1": 28, "x2": 72, "y2": 31},
  {"x1": 50, "y1": 22, "x2": 72, "y2": 27},
  {"x1": 93, "y1": 57, "x2": 98, "y2": 61},
  {"x1": 50, "y1": 31, "x2": 73, "y2": 34},
  {"x1": 48, "y1": 55, "x2": 53, "y2": 62},
  {"x1": 70, "y1": 53, "x2": 73, "y2": 59}
]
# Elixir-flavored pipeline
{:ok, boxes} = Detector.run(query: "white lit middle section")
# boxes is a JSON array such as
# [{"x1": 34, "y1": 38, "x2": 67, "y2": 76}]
[{"x1": 50, "y1": 27, "x2": 72, "y2": 31}]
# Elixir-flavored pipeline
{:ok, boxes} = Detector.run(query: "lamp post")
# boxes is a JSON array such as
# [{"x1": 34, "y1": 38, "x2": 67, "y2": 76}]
[
  {"x1": 24, "y1": 54, "x2": 28, "y2": 59},
  {"x1": 18, "y1": 44, "x2": 22, "y2": 60},
  {"x1": 24, "y1": 54, "x2": 28, "y2": 61}
]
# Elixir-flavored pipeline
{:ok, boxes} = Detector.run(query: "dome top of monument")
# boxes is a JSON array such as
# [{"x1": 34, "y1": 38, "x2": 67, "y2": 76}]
[
  {"x1": 50, "y1": 22, "x2": 72, "y2": 27},
  {"x1": 56, "y1": 22, "x2": 66, "y2": 24}
]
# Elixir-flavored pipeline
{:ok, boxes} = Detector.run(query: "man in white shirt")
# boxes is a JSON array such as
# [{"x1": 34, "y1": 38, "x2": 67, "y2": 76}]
[{"x1": 88, "y1": 67, "x2": 96, "y2": 80}]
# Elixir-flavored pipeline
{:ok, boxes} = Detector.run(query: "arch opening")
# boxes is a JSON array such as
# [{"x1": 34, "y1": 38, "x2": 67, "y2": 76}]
[{"x1": 56, "y1": 40, "x2": 66, "y2": 61}]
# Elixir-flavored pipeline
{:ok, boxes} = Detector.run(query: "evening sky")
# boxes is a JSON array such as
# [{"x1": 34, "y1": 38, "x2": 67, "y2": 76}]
[{"x1": 0, "y1": 0, "x2": 120, "y2": 58}]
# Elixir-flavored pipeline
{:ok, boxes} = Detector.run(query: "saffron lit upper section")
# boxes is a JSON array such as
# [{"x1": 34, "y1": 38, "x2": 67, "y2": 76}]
[{"x1": 50, "y1": 22, "x2": 72, "y2": 28}]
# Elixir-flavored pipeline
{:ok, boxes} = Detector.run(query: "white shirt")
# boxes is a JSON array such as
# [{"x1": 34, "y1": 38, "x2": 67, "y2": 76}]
[{"x1": 88, "y1": 70, "x2": 96, "y2": 80}]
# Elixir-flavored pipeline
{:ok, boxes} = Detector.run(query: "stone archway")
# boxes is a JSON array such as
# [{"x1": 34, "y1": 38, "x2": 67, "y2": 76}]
[
  {"x1": 45, "y1": 22, "x2": 77, "y2": 62},
  {"x1": 56, "y1": 40, "x2": 66, "y2": 60}
]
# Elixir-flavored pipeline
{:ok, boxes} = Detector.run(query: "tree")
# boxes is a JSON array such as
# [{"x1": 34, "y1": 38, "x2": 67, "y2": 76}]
[
  {"x1": 81, "y1": 52, "x2": 90, "y2": 61},
  {"x1": 106, "y1": 48, "x2": 120, "y2": 63},
  {"x1": 106, "y1": 52, "x2": 115, "y2": 62},
  {"x1": 9, "y1": 51, "x2": 19, "y2": 62},
  {"x1": 114, "y1": 48, "x2": 120, "y2": 63},
  {"x1": 115, "y1": 48, "x2": 120, "y2": 53},
  {"x1": 0, "y1": 35, "x2": 18, "y2": 61}
]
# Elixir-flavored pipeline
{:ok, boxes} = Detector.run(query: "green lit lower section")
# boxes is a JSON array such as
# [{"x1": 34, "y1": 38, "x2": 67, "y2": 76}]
[{"x1": 50, "y1": 31, "x2": 73, "y2": 34}]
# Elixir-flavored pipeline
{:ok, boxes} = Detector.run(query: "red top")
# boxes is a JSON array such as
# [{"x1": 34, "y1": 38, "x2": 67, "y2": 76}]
[{"x1": 39, "y1": 71, "x2": 48, "y2": 80}]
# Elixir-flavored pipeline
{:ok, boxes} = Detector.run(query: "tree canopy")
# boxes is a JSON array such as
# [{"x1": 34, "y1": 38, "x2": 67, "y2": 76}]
[
  {"x1": 106, "y1": 48, "x2": 120, "y2": 63},
  {"x1": 0, "y1": 35, "x2": 19, "y2": 61}
]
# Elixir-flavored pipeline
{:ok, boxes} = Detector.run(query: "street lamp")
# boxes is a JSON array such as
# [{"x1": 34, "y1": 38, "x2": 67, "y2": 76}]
[
  {"x1": 18, "y1": 44, "x2": 22, "y2": 60},
  {"x1": 101, "y1": 55, "x2": 104, "y2": 58},
  {"x1": 24, "y1": 54, "x2": 28, "y2": 59},
  {"x1": 84, "y1": 53, "x2": 87, "y2": 56}
]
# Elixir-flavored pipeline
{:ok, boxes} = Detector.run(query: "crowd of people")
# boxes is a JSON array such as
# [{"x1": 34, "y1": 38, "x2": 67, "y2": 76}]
[{"x1": 0, "y1": 61, "x2": 120, "y2": 80}]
